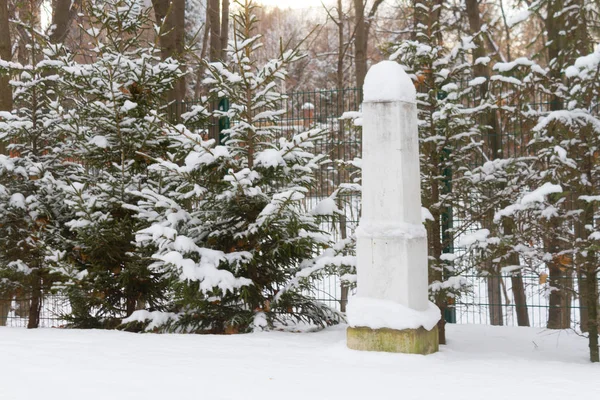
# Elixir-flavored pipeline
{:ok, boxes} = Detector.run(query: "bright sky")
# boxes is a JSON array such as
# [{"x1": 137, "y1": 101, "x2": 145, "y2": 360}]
[{"x1": 256, "y1": 0, "x2": 334, "y2": 9}]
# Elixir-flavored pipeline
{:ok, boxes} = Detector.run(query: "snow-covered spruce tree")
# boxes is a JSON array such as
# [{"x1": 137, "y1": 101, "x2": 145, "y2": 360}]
[
  {"x1": 387, "y1": 0, "x2": 482, "y2": 343},
  {"x1": 461, "y1": 57, "x2": 549, "y2": 328},
  {"x1": 560, "y1": 47, "x2": 600, "y2": 362},
  {"x1": 57, "y1": 0, "x2": 183, "y2": 327},
  {"x1": 0, "y1": 17, "x2": 73, "y2": 328},
  {"x1": 515, "y1": 49, "x2": 600, "y2": 360},
  {"x1": 132, "y1": 0, "x2": 341, "y2": 333},
  {"x1": 488, "y1": 0, "x2": 599, "y2": 361},
  {"x1": 511, "y1": 0, "x2": 597, "y2": 332}
]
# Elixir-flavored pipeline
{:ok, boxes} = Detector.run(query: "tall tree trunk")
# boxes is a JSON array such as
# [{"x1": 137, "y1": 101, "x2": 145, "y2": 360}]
[
  {"x1": 195, "y1": 0, "x2": 212, "y2": 97},
  {"x1": 0, "y1": 0, "x2": 12, "y2": 120},
  {"x1": 27, "y1": 271, "x2": 42, "y2": 329},
  {"x1": 220, "y1": 0, "x2": 230, "y2": 61},
  {"x1": 508, "y1": 258, "x2": 530, "y2": 326},
  {"x1": 209, "y1": 0, "x2": 221, "y2": 61},
  {"x1": 353, "y1": 0, "x2": 366, "y2": 95},
  {"x1": 575, "y1": 215, "x2": 590, "y2": 332},
  {"x1": 572, "y1": 0, "x2": 594, "y2": 335},
  {"x1": 48, "y1": 0, "x2": 81, "y2": 44},
  {"x1": 466, "y1": 0, "x2": 527, "y2": 326},
  {"x1": 0, "y1": 299, "x2": 9, "y2": 326},
  {"x1": 413, "y1": 0, "x2": 447, "y2": 344},
  {"x1": 152, "y1": 0, "x2": 186, "y2": 119},
  {"x1": 584, "y1": 262, "x2": 599, "y2": 362},
  {"x1": 544, "y1": 0, "x2": 573, "y2": 330},
  {"x1": 333, "y1": 0, "x2": 350, "y2": 313},
  {"x1": 353, "y1": 0, "x2": 384, "y2": 94},
  {"x1": 577, "y1": 157, "x2": 598, "y2": 361},
  {"x1": 429, "y1": 176, "x2": 447, "y2": 343},
  {"x1": 207, "y1": 0, "x2": 222, "y2": 141},
  {"x1": 336, "y1": 0, "x2": 344, "y2": 90}
]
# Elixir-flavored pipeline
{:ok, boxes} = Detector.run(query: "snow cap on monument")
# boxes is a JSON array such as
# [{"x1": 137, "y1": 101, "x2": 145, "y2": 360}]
[{"x1": 363, "y1": 60, "x2": 416, "y2": 104}]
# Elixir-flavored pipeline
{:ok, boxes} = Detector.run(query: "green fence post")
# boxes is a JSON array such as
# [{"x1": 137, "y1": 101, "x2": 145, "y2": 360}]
[{"x1": 218, "y1": 97, "x2": 230, "y2": 144}]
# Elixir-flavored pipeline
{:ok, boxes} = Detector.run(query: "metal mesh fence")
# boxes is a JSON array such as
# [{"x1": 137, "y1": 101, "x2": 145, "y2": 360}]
[
  {"x1": 0, "y1": 295, "x2": 70, "y2": 328},
  {"x1": 455, "y1": 275, "x2": 594, "y2": 329}
]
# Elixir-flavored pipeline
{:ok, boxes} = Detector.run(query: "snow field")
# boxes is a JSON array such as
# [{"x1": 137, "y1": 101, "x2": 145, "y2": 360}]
[{"x1": 1, "y1": 324, "x2": 598, "y2": 400}]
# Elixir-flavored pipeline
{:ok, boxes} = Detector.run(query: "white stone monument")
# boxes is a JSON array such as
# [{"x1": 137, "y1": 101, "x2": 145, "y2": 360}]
[{"x1": 346, "y1": 61, "x2": 440, "y2": 354}]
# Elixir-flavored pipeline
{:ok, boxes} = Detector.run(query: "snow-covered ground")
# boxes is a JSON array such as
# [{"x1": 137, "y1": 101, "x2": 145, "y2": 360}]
[{"x1": 2, "y1": 324, "x2": 598, "y2": 399}]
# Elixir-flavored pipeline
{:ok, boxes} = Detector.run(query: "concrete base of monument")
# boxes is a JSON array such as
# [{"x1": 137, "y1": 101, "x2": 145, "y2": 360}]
[{"x1": 347, "y1": 325, "x2": 439, "y2": 354}]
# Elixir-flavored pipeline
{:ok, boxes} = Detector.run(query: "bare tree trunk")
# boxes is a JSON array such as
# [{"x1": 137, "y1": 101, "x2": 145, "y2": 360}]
[
  {"x1": 543, "y1": 0, "x2": 573, "y2": 330},
  {"x1": 195, "y1": 1, "x2": 212, "y2": 97},
  {"x1": 486, "y1": 274, "x2": 504, "y2": 325},
  {"x1": 207, "y1": 0, "x2": 222, "y2": 141},
  {"x1": 353, "y1": 0, "x2": 366, "y2": 94},
  {"x1": 209, "y1": 0, "x2": 221, "y2": 61},
  {"x1": 48, "y1": 0, "x2": 80, "y2": 44},
  {"x1": 353, "y1": 0, "x2": 383, "y2": 94},
  {"x1": 504, "y1": 221, "x2": 530, "y2": 326},
  {"x1": 509, "y1": 266, "x2": 530, "y2": 326},
  {"x1": 576, "y1": 216, "x2": 590, "y2": 332},
  {"x1": 0, "y1": 297, "x2": 10, "y2": 326},
  {"x1": 466, "y1": 0, "x2": 526, "y2": 326},
  {"x1": 220, "y1": 0, "x2": 230, "y2": 61},
  {"x1": 0, "y1": 0, "x2": 12, "y2": 120},
  {"x1": 413, "y1": 0, "x2": 447, "y2": 344},
  {"x1": 334, "y1": 0, "x2": 350, "y2": 312},
  {"x1": 336, "y1": 0, "x2": 344, "y2": 90},
  {"x1": 584, "y1": 266, "x2": 599, "y2": 362},
  {"x1": 152, "y1": 0, "x2": 186, "y2": 119},
  {"x1": 27, "y1": 271, "x2": 42, "y2": 329},
  {"x1": 429, "y1": 191, "x2": 448, "y2": 343},
  {"x1": 546, "y1": 246, "x2": 572, "y2": 329}
]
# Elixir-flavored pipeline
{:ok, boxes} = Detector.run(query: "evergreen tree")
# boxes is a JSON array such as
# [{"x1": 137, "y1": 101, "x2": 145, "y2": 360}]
[
  {"x1": 489, "y1": 0, "x2": 599, "y2": 361},
  {"x1": 132, "y1": 0, "x2": 341, "y2": 333},
  {"x1": 0, "y1": 12, "x2": 73, "y2": 328},
  {"x1": 57, "y1": 0, "x2": 183, "y2": 327},
  {"x1": 462, "y1": 56, "x2": 548, "y2": 328},
  {"x1": 387, "y1": 0, "x2": 483, "y2": 343}
]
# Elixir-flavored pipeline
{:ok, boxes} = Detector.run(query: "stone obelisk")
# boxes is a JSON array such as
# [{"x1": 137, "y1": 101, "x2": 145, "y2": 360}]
[{"x1": 346, "y1": 61, "x2": 440, "y2": 354}]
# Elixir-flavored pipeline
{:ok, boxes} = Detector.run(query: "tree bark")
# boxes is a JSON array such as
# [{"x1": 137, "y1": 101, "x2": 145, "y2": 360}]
[
  {"x1": 577, "y1": 158, "x2": 598, "y2": 360},
  {"x1": 544, "y1": 0, "x2": 573, "y2": 330},
  {"x1": 584, "y1": 257, "x2": 599, "y2": 362},
  {"x1": 466, "y1": 0, "x2": 529, "y2": 326},
  {"x1": 336, "y1": 0, "x2": 344, "y2": 90},
  {"x1": 0, "y1": 0, "x2": 12, "y2": 117},
  {"x1": 152, "y1": 0, "x2": 186, "y2": 119},
  {"x1": 575, "y1": 215, "x2": 590, "y2": 332},
  {"x1": 220, "y1": 0, "x2": 230, "y2": 61},
  {"x1": 195, "y1": 0, "x2": 213, "y2": 97},
  {"x1": 48, "y1": 0, "x2": 80, "y2": 44},
  {"x1": 209, "y1": 0, "x2": 221, "y2": 61},
  {"x1": 504, "y1": 221, "x2": 530, "y2": 326},
  {"x1": 353, "y1": 0, "x2": 366, "y2": 95},
  {"x1": 353, "y1": 0, "x2": 384, "y2": 94},
  {"x1": 27, "y1": 271, "x2": 42, "y2": 329}
]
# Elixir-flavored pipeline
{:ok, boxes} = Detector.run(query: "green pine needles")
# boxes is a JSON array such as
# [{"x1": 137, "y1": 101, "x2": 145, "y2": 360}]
[{"x1": 132, "y1": 0, "x2": 342, "y2": 333}]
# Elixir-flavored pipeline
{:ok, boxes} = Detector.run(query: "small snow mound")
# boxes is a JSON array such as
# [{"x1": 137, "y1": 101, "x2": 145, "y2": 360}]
[
  {"x1": 363, "y1": 61, "x2": 416, "y2": 104},
  {"x1": 311, "y1": 197, "x2": 341, "y2": 216},
  {"x1": 9, "y1": 193, "x2": 26, "y2": 209},
  {"x1": 521, "y1": 182, "x2": 562, "y2": 205},
  {"x1": 252, "y1": 312, "x2": 268, "y2": 332},
  {"x1": 347, "y1": 297, "x2": 440, "y2": 331}
]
